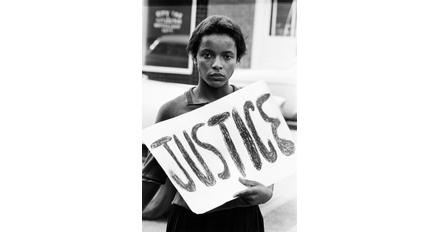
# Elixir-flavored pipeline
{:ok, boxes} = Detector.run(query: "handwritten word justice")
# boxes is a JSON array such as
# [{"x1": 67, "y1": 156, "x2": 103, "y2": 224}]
[{"x1": 150, "y1": 94, "x2": 295, "y2": 192}]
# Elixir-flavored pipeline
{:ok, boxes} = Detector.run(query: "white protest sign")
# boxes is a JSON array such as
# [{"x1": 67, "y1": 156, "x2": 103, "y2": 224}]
[{"x1": 142, "y1": 81, "x2": 296, "y2": 214}]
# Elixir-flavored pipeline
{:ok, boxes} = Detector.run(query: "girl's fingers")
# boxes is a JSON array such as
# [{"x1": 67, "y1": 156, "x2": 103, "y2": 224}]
[{"x1": 238, "y1": 177, "x2": 261, "y2": 187}]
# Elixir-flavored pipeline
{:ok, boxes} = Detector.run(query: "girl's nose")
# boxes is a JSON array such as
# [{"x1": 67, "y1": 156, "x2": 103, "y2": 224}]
[{"x1": 212, "y1": 56, "x2": 223, "y2": 70}]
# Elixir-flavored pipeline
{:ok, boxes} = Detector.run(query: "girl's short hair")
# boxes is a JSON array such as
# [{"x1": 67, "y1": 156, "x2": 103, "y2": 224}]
[{"x1": 187, "y1": 15, "x2": 247, "y2": 61}]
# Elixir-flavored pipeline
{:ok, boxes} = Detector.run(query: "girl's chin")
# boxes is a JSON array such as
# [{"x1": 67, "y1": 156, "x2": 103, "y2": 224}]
[{"x1": 203, "y1": 78, "x2": 228, "y2": 88}]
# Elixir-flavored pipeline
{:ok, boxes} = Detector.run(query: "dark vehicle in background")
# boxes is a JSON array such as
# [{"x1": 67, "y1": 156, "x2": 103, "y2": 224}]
[{"x1": 145, "y1": 35, "x2": 190, "y2": 68}]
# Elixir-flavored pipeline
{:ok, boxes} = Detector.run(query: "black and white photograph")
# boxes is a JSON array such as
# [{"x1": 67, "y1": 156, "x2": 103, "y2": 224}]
[
  {"x1": 3, "y1": 1, "x2": 440, "y2": 232},
  {"x1": 142, "y1": 0, "x2": 297, "y2": 231}
]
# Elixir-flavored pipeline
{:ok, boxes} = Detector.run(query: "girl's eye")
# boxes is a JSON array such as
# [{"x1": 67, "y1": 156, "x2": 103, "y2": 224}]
[
  {"x1": 223, "y1": 55, "x2": 233, "y2": 60},
  {"x1": 202, "y1": 53, "x2": 212, "y2": 59}
]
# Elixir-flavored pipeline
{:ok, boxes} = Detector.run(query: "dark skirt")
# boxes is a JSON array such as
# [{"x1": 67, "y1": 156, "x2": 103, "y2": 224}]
[{"x1": 166, "y1": 204, "x2": 264, "y2": 232}]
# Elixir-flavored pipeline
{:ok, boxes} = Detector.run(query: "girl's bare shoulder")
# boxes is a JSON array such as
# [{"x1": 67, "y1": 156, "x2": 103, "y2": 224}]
[{"x1": 155, "y1": 92, "x2": 189, "y2": 123}]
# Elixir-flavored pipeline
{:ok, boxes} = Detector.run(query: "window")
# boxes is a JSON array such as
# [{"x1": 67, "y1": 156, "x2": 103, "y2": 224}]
[
  {"x1": 143, "y1": 0, "x2": 197, "y2": 74},
  {"x1": 146, "y1": 36, "x2": 189, "y2": 68},
  {"x1": 270, "y1": 0, "x2": 296, "y2": 36}
]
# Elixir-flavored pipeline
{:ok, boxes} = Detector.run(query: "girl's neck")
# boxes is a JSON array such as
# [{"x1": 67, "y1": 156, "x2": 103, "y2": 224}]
[{"x1": 194, "y1": 81, "x2": 233, "y2": 102}]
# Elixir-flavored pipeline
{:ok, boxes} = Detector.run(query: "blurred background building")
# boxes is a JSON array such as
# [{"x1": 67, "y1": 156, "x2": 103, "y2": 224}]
[
  {"x1": 142, "y1": 0, "x2": 296, "y2": 82},
  {"x1": 142, "y1": 0, "x2": 297, "y2": 128}
]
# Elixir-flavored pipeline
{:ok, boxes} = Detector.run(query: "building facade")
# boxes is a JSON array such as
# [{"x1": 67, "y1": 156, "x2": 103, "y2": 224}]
[{"x1": 142, "y1": 0, "x2": 296, "y2": 84}]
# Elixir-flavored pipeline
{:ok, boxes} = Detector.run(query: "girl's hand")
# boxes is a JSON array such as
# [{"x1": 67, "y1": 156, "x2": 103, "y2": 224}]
[{"x1": 233, "y1": 177, "x2": 274, "y2": 205}]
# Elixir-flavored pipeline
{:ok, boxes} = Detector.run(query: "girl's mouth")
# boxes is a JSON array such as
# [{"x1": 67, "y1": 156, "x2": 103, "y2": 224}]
[{"x1": 208, "y1": 73, "x2": 225, "y2": 79}]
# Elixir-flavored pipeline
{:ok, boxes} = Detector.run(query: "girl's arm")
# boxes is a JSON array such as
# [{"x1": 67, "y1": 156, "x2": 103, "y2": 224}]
[
  {"x1": 142, "y1": 103, "x2": 174, "y2": 210},
  {"x1": 142, "y1": 181, "x2": 160, "y2": 210},
  {"x1": 142, "y1": 144, "x2": 167, "y2": 210}
]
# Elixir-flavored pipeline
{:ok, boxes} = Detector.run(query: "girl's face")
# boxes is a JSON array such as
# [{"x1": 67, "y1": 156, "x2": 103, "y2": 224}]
[{"x1": 195, "y1": 34, "x2": 238, "y2": 88}]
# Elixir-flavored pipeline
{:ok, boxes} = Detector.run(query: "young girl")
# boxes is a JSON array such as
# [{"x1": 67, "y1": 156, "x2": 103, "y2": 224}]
[{"x1": 143, "y1": 15, "x2": 273, "y2": 232}]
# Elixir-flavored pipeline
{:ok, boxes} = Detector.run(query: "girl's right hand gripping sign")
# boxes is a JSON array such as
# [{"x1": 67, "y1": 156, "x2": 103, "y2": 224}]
[{"x1": 142, "y1": 81, "x2": 296, "y2": 214}]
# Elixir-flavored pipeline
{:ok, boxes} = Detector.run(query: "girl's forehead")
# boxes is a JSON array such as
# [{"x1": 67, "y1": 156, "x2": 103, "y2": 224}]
[{"x1": 199, "y1": 34, "x2": 236, "y2": 52}]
